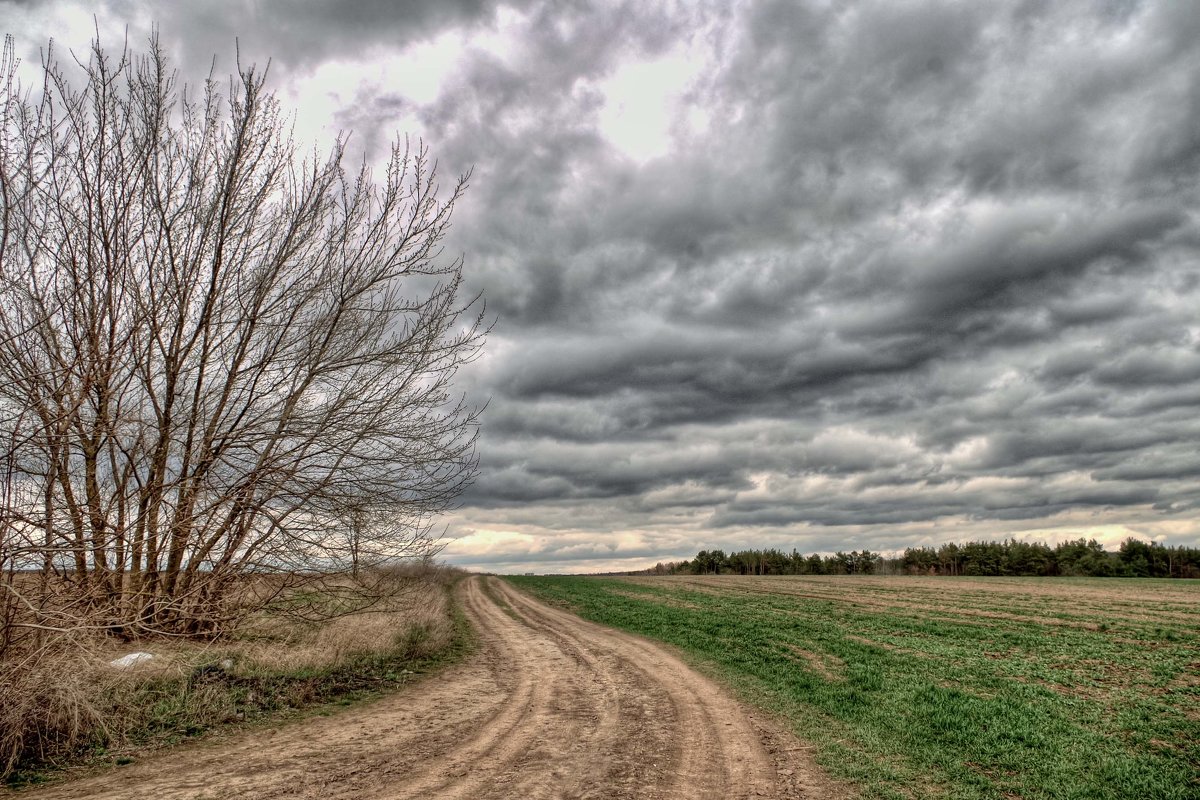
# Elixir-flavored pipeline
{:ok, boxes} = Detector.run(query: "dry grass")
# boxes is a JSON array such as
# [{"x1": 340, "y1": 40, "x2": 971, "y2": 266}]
[
  {"x1": 0, "y1": 637, "x2": 118, "y2": 778},
  {"x1": 187, "y1": 572, "x2": 454, "y2": 674},
  {"x1": 0, "y1": 566, "x2": 464, "y2": 784}
]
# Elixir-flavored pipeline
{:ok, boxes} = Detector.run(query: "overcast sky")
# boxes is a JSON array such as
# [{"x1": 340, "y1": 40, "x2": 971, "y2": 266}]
[{"x1": 5, "y1": 0, "x2": 1200, "y2": 573}]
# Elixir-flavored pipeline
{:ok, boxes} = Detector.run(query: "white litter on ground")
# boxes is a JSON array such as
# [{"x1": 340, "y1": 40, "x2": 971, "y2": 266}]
[{"x1": 109, "y1": 652, "x2": 155, "y2": 669}]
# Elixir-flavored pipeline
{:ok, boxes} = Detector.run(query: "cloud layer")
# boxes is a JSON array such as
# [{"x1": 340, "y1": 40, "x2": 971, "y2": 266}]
[{"x1": 5, "y1": 0, "x2": 1200, "y2": 572}]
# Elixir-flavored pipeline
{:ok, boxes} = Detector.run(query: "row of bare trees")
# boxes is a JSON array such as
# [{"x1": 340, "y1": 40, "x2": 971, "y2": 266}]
[{"x1": 0, "y1": 35, "x2": 485, "y2": 643}]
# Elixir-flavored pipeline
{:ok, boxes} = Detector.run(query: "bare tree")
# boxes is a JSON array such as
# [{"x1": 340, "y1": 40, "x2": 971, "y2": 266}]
[{"x1": 0, "y1": 34, "x2": 486, "y2": 639}]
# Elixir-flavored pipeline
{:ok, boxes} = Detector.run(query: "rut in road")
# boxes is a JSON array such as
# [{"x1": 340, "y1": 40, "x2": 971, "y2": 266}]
[{"x1": 21, "y1": 576, "x2": 845, "y2": 800}]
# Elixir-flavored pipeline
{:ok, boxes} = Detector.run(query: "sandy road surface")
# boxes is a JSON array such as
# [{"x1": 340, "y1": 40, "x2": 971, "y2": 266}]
[{"x1": 22, "y1": 577, "x2": 842, "y2": 800}]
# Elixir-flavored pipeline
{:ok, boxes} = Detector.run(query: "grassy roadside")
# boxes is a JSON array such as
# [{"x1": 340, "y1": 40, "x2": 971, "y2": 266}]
[
  {"x1": 508, "y1": 574, "x2": 1200, "y2": 800},
  {"x1": 5, "y1": 572, "x2": 474, "y2": 790}
]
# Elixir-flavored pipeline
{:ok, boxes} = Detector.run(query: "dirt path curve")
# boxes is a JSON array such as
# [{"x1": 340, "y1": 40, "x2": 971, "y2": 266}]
[{"x1": 22, "y1": 576, "x2": 841, "y2": 799}]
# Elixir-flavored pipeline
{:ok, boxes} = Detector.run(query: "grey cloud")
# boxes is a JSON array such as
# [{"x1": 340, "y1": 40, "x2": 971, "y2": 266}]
[
  {"x1": 1093, "y1": 451, "x2": 1200, "y2": 483},
  {"x1": 172, "y1": 0, "x2": 517, "y2": 72},
  {"x1": 904, "y1": 204, "x2": 1184, "y2": 317},
  {"x1": 465, "y1": 434, "x2": 754, "y2": 508},
  {"x1": 709, "y1": 479, "x2": 1165, "y2": 530},
  {"x1": 1094, "y1": 349, "x2": 1200, "y2": 388}
]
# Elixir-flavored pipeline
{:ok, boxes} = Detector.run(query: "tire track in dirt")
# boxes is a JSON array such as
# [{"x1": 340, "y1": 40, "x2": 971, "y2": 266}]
[{"x1": 19, "y1": 576, "x2": 844, "y2": 800}]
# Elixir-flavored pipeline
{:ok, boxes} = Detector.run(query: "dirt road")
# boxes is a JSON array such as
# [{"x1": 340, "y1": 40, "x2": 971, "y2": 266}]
[{"x1": 23, "y1": 577, "x2": 842, "y2": 799}]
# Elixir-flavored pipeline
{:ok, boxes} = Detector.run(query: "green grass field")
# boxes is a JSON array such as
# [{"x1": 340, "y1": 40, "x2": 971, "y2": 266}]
[{"x1": 507, "y1": 574, "x2": 1200, "y2": 800}]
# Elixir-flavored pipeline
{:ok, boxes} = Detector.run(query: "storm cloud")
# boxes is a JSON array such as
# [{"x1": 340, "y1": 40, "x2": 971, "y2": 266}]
[{"x1": 5, "y1": 0, "x2": 1199, "y2": 572}]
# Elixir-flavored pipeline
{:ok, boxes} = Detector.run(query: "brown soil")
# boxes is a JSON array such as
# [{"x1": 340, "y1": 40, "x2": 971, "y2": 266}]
[{"x1": 18, "y1": 576, "x2": 846, "y2": 800}]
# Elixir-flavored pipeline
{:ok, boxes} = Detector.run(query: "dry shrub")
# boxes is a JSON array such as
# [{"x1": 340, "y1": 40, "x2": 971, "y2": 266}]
[
  {"x1": 0, "y1": 637, "x2": 117, "y2": 778},
  {"x1": 231, "y1": 573, "x2": 454, "y2": 674}
]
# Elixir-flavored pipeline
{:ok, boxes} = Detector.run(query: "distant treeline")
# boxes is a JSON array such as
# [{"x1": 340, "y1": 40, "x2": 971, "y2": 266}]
[{"x1": 644, "y1": 538, "x2": 1200, "y2": 578}]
